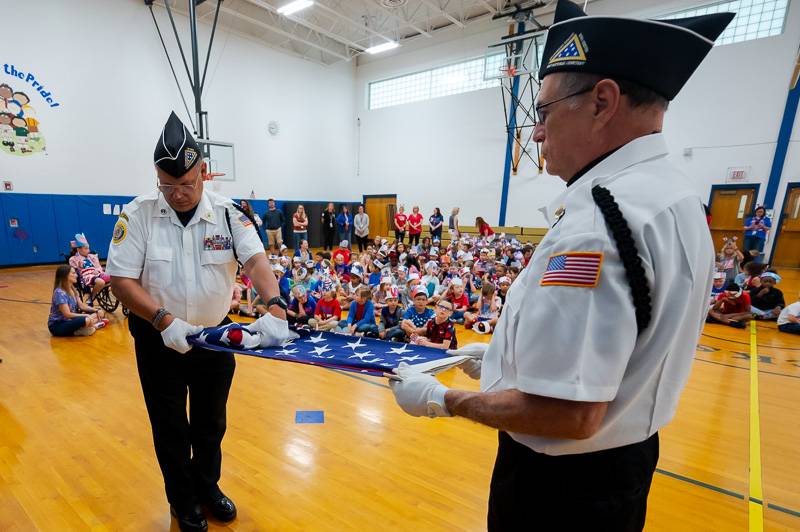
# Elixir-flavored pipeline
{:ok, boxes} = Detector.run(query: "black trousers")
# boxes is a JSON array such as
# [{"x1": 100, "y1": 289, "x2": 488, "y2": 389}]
[
  {"x1": 322, "y1": 227, "x2": 336, "y2": 250},
  {"x1": 408, "y1": 233, "x2": 420, "y2": 246},
  {"x1": 130, "y1": 314, "x2": 236, "y2": 511},
  {"x1": 355, "y1": 234, "x2": 370, "y2": 252},
  {"x1": 488, "y1": 431, "x2": 658, "y2": 532},
  {"x1": 394, "y1": 230, "x2": 405, "y2": 244}
]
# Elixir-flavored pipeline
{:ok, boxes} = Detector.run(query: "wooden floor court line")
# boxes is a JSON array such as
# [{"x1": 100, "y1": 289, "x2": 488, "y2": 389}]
[{"x1": 694, "y1": 357, "x2": 800, "y2": 380}]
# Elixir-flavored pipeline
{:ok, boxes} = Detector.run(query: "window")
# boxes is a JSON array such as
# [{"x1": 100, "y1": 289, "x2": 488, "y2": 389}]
[
  {"x1": 368, "y1": 55, "x2": 501, "y2": 110},
  {"x1": 658, "y1": 0, "x2": 790, "y2": 46}
]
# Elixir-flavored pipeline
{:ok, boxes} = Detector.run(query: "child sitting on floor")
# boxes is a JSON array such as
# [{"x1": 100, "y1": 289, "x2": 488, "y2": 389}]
[
  {"x1": 407, "y1": 298, "x2": 458, "y2": 350},
  {"x1": 341, "y1": 288, "x2": 379, "y2": 337},
  {"x1": 48, "y1": 265, "x2": 108, "y2": 337},
  {"x1": 777, "y1": 293, "x2": 800, "y2": 335},
  {"x1": 313, "y1": 278, "x2": 342, "y2": 331},
  {"x1": 465, "y1": 283, "x2": 502, "y2": 334},
  {"x1": 444, "y1": 277, "x2": 469, "y2": 324},
  {"x1": 379, "y1": 286, "x2": 406, "y2": 342},
  {"x1": 707, "y1": 281, "x2": 752, "y2": 329},
  {"x1": 749, "y1": 272, "x2": 785, "y2": 320},
  {"x1": 287, "y1": 285, "x2": 317, "y2": 327}
]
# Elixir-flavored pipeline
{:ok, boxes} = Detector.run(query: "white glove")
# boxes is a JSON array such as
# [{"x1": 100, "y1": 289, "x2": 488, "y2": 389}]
[
  {"x1": 390, "y1": 362, "x2": 450, "y2": 418},
  {"x1": 247, "y1": 313, "x2": 299, "y2": 347},
  {"x1": 161, "y1": 318, "x2": 204, "y2": 354},
  {"x1": 447, "y1": 343, "x2": 488, "y2": 380}
]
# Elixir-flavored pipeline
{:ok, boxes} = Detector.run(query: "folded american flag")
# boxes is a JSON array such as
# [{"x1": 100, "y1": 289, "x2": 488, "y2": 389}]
[{"x1": 188, "y1": 324, "x2": 454, "y2": 376}]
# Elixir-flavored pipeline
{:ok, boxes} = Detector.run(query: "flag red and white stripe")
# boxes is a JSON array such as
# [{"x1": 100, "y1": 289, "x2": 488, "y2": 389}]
[{"x1": 540, "y1": 252, "x2": 603, "y2": 287}]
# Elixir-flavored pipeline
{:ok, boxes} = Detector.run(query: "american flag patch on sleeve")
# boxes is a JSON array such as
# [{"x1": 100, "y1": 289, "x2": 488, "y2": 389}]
[
  {"x1": 540, "y1": 252, "x2": 603, "y2": 288},
  {"x1": 239, "y1": 214, "x2": 253, "y2": 227}
]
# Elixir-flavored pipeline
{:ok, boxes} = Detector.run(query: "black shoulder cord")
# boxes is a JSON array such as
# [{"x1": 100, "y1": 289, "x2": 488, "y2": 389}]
[
  {"x1": 591, "y1": 185, "x2": 652, "y2": 335},
  {"x1": 224, "y1": 202, "x2": 263, "y2": 268}
]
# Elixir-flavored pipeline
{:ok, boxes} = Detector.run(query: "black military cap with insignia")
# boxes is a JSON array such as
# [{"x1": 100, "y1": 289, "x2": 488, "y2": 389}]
[
  {"x1": 539, "y1": 0, "x2": 735, "y2": 101},
  {"x1": 153, "y1": 111, "x2": 201, "y2": 177}
]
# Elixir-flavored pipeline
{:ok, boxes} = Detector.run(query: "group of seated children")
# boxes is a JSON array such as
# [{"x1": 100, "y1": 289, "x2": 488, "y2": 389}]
[
  {"x1": 707, "y1": 254, "x2": 798, "y2": 333},
  {"x1": 230, "y1": 234, "x2": 531, "y2": 348}
]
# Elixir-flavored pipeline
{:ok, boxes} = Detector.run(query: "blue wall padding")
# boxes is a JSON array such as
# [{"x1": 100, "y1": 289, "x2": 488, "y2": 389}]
[{"x1": 0, "y1": 193, "x2": 134, "y2": 266}]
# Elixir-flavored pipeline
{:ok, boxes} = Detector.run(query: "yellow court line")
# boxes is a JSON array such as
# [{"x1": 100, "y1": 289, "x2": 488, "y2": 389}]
[{"x1": 749, "y1": 320, "x2": 764, "y2": 532}]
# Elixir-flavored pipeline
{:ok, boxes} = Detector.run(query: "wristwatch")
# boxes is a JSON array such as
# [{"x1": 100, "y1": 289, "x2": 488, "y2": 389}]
[{"x1": 266, "y1": 296, "x2": 288, "y2": 310}]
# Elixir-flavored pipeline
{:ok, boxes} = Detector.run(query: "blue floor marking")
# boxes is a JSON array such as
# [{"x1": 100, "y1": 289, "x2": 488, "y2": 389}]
[{"x1": 295, "y1": 410, "x2": 324, "y2": 424}]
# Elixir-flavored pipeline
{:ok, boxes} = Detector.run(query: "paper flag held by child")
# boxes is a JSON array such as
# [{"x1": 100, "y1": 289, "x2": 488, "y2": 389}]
[{"x1": 188, "y1": 323, "x2": 470, "y2": 377}]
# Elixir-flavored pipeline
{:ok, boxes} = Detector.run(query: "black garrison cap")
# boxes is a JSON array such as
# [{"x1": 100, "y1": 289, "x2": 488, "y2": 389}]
[
  {"x1": 538, "y1": 0, "x2": 735, "y2": 100},
  {"x1": 153, "y1": 111, "x2": 201, "y2": 178}
]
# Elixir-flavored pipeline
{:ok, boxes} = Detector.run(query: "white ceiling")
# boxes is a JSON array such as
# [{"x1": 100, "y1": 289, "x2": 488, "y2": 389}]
[
  {"x1": 154, "y1": 0, "x2": 695, "y2": 66},
  {"x1": 155, "y1": 0, "x2": 563, "y2": 66}
]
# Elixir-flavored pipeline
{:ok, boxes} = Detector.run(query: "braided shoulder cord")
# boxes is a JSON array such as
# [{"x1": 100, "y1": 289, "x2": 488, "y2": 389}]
[{"x1": 591, "y1": 185, "x2": 652, "y2": 335}]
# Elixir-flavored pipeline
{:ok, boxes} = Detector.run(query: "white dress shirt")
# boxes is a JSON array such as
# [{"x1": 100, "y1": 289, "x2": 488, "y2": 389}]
[
  {"x1": 106, "y1": 189, "x2": 265, "y2": 327},
  {"x1": 480, "y1": 134, "x2": 715, "y2": 455}
]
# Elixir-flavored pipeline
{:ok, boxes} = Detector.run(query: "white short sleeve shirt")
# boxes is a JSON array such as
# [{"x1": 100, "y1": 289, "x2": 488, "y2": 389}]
[
  {"x1": 480, "y1": 134, "x2": 715, "y2": 455},
  {"x1": 106, "y1": 189, "x2": 265, "y2": 327}
]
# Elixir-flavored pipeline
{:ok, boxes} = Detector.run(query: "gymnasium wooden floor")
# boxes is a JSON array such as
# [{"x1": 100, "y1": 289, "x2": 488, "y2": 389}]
[{"x1": 0, "y1": 267, "x2": 798, "y2": 531}]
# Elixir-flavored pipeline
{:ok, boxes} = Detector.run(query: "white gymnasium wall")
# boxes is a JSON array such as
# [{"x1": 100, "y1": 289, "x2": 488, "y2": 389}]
[
  {"x1": 1, "y1": 0, "x2": 358, "y2": 201},
  {"x1": 355, "y1": 0, "x2": 800, "y2": 230}
]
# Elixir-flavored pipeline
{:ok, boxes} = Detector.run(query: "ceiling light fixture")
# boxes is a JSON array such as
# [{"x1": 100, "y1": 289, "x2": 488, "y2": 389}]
[
  {"x1": 277, "y1": 0, "x2": 314, "y2": 16},
  {"x1": 365, "y1": 41, "x2": 399, "y2": 54}
]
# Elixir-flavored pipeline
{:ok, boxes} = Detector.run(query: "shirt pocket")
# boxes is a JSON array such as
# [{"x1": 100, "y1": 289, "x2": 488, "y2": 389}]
[
  {"x1": 200, "y1": 249, "x2": 236, "y2": 301},
  {"x1": 145, "y1": 246, "x2": 174, "y2": 291}
]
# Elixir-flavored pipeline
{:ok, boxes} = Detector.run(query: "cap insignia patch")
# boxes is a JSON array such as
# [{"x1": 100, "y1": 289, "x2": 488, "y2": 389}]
[
  {"x1": 184, "y1": 147, "x2": 198, "y2": 169},
  {"x1": 548, "y1": 33, "x2": 588, "y2": 66}
]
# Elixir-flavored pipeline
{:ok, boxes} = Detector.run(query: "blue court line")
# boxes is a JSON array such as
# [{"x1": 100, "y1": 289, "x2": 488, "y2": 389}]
[
  {"x1": 654, "y1": 469, "x2": 799, "y2": 519},
  {"x1": 694, "y1": 357, "x2": 800, "y2": 380}
]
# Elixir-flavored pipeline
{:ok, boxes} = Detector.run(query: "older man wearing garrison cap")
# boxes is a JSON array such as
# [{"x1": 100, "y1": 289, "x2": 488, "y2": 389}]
[
  {"x1": 107, "y1": 112, "x2": 293, "y2": 532},
  {"x1": 389, "y1": 1, "x2": 735, "y2": 530}
]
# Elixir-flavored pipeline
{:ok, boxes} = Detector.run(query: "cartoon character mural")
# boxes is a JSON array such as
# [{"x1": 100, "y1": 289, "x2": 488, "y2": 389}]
[{"x1": 0, "y1": 83, "x2": 45, "y2": 155}]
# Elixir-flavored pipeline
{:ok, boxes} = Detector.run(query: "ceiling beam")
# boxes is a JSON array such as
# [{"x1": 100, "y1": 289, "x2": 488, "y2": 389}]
[
  {"x1": 241, "y1": 0, "x2": 364, "y2": 53},
  {"x1": 363, "y1": 0, "x2": 433, "y2": 38},
  {"x1": 419, "y1": 0, "x2": 465, "y2": 27},
  {"x1": 313, "y1": 0, "x2": 397, "y2": 44},
  {"x1": 220, "y1": 5, "x2": 351, "y2": 60}
]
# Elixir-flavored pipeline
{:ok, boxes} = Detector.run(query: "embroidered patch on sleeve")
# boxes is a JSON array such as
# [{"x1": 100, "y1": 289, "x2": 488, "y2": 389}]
[
  {"x1": 540, "y1": 252, "x2": 603, "y2": 288},
  {"x1": 111, "y1": 220, "x2": 127, "y2": 245},
  {"x1": 239, "y1": 214, "x2": 253, "y2": 227}
]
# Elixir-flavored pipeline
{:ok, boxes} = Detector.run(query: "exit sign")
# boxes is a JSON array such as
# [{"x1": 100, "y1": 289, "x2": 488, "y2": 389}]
[{"x1": 725, "y1": 167, "x2": 751, "y2": 183}]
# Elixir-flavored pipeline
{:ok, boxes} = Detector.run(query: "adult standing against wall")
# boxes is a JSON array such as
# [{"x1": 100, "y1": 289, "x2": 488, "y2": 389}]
[
  {"x1": 387, "y1": 2, "x2": 731, "y2": 528},
  {"x1": 292, "y1": 205, "x2": 308, "y2": 255},
  {"x1": 448, "y1": 207, "x2": 461, "y2": 241},
  {"x1": 321, "y1": 202, "x2": 337, "y2": 251},
  {"x1": 239, "y1": 200, "x2": 262, "y2": 231},
  {"x1": 353, "y1": 204, "x2": 370, "y2": 252},
  {"x1": 476, "y1": 216, "x2": 495, "y2": 239},
  {"x1": 337, "y1": 205, "x2": 352, "y2": 249},
  {"x1": 743, "y1": 205, "x2": 771, "y2": 263},
  {"x1": 394, "y1": 205, "x2": 408, "y2": 244},
  {"x1": 107, "y1": 112, "x2": 292, "y2": 532},
  {"x1": 408, "y1": 206, "x2": 423, "y2": 247},
  {"x1": 429, "y1": 207, "x2": 444, "y2": 242},
  {"x1": 263, "y1": 198, "x2": 284, "y2": 254}
]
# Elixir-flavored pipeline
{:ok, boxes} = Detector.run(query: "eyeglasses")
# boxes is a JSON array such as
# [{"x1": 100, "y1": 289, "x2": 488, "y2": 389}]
[
  {"x1": 436, "y1": 303, "x2": 453, "y2": 312},
  {"x1": 157, "y1": 175, "x2": 201, "y2": 195},
  {"x1": 534, "y1": 85, "x2": 596, "y2": 125}
]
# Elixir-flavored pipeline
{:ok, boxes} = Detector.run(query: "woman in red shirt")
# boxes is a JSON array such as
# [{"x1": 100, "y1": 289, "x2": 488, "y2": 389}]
[
  {"x1": 292, "y1": 205, "x2": 308, "y2": 254},
  {"x1": 394, "y1": 205, "x2": 408, "y2": 244},
  {"x1": 476, "y1": 216, "x2": 495, "y2": 238},
  {"x1": 407, "y1": 206, "x2": 423, "y2": 247}
]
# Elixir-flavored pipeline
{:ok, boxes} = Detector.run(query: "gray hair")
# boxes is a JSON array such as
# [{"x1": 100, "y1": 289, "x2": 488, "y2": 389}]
[{"x1": 559, "y1": 72, "x2": 669, "y2": 111}]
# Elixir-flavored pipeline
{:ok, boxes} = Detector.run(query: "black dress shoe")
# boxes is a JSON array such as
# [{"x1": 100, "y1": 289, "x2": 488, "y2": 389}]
[
  {"x1": 170, "y1": 504, "x2": 208, "y2": 532},
  {"x1": 203, "y1": 492, "x2": 237, "y2": 522}
]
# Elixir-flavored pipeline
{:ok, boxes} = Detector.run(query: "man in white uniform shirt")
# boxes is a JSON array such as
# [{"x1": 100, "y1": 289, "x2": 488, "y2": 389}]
[
  {"x1": 107, "y1": 112, "x2": 291, "y2": 532},
  {"x1": 389, "y1": 2, "x2": 733, "y2": 530}
]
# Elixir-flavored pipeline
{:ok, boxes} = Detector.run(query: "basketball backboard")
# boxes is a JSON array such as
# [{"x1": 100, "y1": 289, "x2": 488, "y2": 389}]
[{"x1": 197, "y1": 140, "x2": 235, "y2": 182}]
